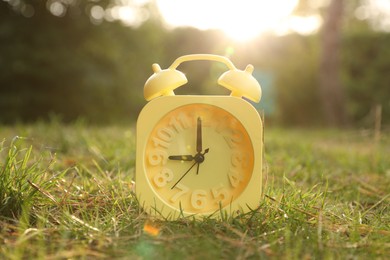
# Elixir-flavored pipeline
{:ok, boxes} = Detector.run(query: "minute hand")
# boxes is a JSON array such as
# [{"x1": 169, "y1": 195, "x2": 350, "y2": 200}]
[{"x1": 196, "y1": 117, "x2": 202, "y2": 153}]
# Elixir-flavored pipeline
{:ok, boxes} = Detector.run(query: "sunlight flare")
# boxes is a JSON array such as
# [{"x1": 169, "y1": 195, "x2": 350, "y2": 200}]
[{"x1": 156, "y1": 0, "x2": 303, "y2": 41}]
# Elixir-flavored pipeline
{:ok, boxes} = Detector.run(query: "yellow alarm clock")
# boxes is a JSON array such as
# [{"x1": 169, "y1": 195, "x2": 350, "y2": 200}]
[{"x1": 136, "y1": 54, "x2": 263, "y2": 219}]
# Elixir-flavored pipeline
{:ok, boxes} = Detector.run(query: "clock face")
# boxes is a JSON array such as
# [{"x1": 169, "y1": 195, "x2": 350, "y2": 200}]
[{"x1": 144, "y1": 103, "x2": 254, "y2": 214}]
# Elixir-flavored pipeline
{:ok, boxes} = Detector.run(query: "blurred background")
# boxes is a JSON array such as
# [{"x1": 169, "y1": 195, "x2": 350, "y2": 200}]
[{"x1": 0, "y1": 0, "x2": 389, "y2": 127}]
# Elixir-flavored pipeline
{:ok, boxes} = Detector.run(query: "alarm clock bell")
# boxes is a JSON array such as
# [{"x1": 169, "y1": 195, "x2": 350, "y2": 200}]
[{"x1": 144, "y1": 54, "x2": 261, "y2": 102}]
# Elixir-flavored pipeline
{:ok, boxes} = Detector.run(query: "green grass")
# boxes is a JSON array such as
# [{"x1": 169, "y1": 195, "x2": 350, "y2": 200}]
[{"x1": 1, "y1": 121, "x2": 389, "y2": 259}]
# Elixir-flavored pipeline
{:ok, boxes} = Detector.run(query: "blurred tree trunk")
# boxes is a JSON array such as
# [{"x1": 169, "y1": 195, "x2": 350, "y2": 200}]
[{"x1": 319, "y1": 0, "x2": 347, "y2": 126}]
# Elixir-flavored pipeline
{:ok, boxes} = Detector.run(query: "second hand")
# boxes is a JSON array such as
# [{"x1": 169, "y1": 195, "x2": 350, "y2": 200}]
[
  {"x1": 171, "y1": 161, "x2": 198, "y2": 190},
  {"x1": 170, "y1": 148, "x2": 209, "y2": 190}
]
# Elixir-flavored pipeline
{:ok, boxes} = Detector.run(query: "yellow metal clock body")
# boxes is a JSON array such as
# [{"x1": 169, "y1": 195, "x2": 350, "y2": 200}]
[
  {"x1": 136, "y1": 54, "x2": 263, "y2": 219},
  {"x1": 136, "y1": 95, "x2": 262, "y2": 219}
]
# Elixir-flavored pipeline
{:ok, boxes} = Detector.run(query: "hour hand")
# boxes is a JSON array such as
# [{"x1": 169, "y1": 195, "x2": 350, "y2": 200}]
[{"x1": 168, "y1": 155, "x2": 194, "y2": 161}]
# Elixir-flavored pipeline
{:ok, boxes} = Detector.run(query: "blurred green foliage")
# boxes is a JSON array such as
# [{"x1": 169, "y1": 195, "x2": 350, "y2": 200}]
[
  {"x1": 0, "y1": 0, "x2": 166, "y2": 123},
  {"x1": 342, "y1": 32, "x2": 390, "y2": 125},
  {"x1": 0, "y1": 0, "x2": 389, "y2": 126}
]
